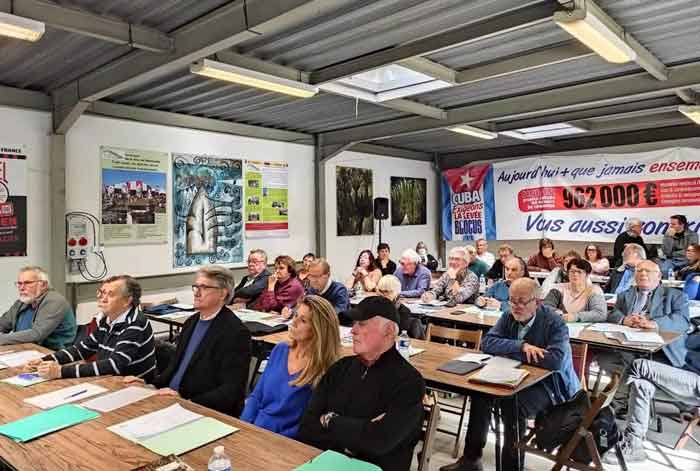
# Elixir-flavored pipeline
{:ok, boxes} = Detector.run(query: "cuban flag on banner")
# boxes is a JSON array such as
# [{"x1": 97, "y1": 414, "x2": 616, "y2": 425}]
[{"x1": 441, "y1": 163, "x2": 496, "y2": 241}]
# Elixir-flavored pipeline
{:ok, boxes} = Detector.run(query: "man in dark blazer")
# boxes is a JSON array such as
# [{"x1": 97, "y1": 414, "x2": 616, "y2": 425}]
[
  {"x1": 126, "y1": 265, "x2": 251, "y2": 417},
  {"x1": 232, "y1": 249, "x2": 271, "y2": 307}
]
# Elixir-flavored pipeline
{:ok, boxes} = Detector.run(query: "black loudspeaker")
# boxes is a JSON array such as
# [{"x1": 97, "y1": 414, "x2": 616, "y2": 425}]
[{"x1": 374, "y1": 197, "x2": 389, "y2": 220}]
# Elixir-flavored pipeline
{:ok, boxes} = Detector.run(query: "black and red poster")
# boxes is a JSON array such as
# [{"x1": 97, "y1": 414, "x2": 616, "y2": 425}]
[{"x1": 0, "y1": 146, "x2": 27, "y2": 257}]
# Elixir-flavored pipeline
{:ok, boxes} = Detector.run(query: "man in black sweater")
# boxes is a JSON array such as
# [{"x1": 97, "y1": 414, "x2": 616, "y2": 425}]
[
  {"x1": 297, "y1": 296, "x2": 425, "y2": 471},
  {"x1": 613, "y1": 218, "x2": 646, "y2": 267}
]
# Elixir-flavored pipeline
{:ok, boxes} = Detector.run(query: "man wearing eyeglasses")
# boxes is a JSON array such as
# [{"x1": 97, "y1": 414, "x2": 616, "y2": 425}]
[
  {"x1": 599, "y1": 259, "x2": 690, "y2": 414},
  {"x1": 26, "y1": 274, "x2": 156, "y2": 381},
  {"x1": 0, "y1": 266, "x2": 75, "y2": 350},
  {"x1": 442, "y1": 278, "x2": 579, "y2": 471},
  {"x1": 125, "y1": 265, "x2": 251, "y2": 416},
  {"x1": 232, "y1": 249, "x2": 270, "y2": 307}
]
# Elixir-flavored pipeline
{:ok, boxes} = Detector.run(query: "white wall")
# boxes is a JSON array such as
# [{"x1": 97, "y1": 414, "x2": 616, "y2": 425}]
[
  {"x1": 0, "y1": 107, "x2": 52, "y2": 313},
  {"x1": 325, "y1": 151, "x2": 439, "y2": 279},
  {"x1": 65, "y1": 115, "x2": 316, "y2": 282}
]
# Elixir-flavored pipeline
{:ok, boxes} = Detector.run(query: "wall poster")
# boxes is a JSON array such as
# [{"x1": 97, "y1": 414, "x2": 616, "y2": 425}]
[
  {"x1": 244, "y1": 160, "x2": 289, "y2": 238},
  {"x1": 0, "y1": 145, "x2": 27, "y2": 257},
  {"x1": 336, "y1": 166, "x2": 373, "y2": 236},
  {"x1": 100, "y1": 146, "x2": 168, "y2": 245},
  {"x1": 172, "y1": 153, "x2": 244, "y2": 268},
  {"x1": 391, "y1": 176, "x2": 427, "y2": 226}
]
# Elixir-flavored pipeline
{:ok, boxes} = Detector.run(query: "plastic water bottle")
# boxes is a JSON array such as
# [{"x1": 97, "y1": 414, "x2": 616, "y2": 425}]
[
  {"x1": 479, "y1": 274, "x2": 486, "y2": 294},
  {"x1": 397, "y1": 330, "x2": 411, "y2": 360},
  {"x1": 668, "y1": 268, "x2": 675, "y2": 281},
  {"x1": 208, "y1": 446, "x2": 232, "y2": 471}
]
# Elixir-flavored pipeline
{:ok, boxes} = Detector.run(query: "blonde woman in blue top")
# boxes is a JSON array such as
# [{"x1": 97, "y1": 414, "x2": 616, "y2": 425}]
[{"x1": 241, "y1": 295, "x2": 341, "y2": 437}]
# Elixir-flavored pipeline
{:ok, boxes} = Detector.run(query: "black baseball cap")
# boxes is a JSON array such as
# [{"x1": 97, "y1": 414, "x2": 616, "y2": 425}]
[{"x1": 345, "y1": 296, "x2": 400, "y2": 326}]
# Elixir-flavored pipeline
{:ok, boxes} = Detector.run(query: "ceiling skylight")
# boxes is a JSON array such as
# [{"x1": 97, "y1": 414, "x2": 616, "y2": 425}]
[{"x1": 501, "y1": 123, "x2": 587, "y2": 140}]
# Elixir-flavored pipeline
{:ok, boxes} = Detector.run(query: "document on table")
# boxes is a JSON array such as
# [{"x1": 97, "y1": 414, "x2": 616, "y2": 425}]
[
  {"x1": 567, "y1": 323, "x2": 591, "y2": 339},
  {"x1": 588, "y1": 323, "x2": 638, "y2": 333},
  {"x1": 455, "y1": 353, "x2": 492, "y2": 363},
  {"x1": 0, "y1": 350, "x2": 44, "y2": 367},
  {"x1": 621, "y1": 331, "x2": 664, "y2": 344},
  {"x1": 158, "y1": 311, "x2": 192, "y2": 320},
  {"x1": 234, "y1": 309, "x2": 272, "y2": 322},
  {"x1": 408, "y1": 347, "x2": 425, "y2": 357},
  {"x1": 81, "y1": 386, "x2": 156, "y2": 413},
  {"x1": 0, "y1": 404, "x2": 99, "y2": 442},
  {"x1": 419, "y1": 300, "x2": 448, "y2": 307},
  {"x1": 109, "y1": 403, "x2": 202, "y2": 441},
  {"x1": 484, "y1": 356, "x2": 522, "y2": 369},
  {"x1": 24, "y1": 383, "x2": 108, "y2": 409},
  {"x1": 470, "y1": 366, "x2": 529, "y2": 388},
  {"x1": 2, "y1": 373, "x2": 50, "y2": 387},
  {"x1": 294, "y1": 450, "x2": 382, "y2": 471},
  {"x1": 170, "y1": 303, "x2": 194, "y2": 310}
]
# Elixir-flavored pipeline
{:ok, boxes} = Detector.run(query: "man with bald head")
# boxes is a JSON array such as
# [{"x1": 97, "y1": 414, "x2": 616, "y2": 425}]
[{"x1": 442, "y1": 278, "x2": 579, "y2": 471}]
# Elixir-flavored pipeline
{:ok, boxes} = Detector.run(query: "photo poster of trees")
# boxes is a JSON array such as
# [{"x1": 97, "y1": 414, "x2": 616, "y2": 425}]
[
  {"x1": 336, "y1": 166, "x2": 374, "y2": 236},
  {"x1": 391, "y1": 176, "x2": 427, "y2": 226}
]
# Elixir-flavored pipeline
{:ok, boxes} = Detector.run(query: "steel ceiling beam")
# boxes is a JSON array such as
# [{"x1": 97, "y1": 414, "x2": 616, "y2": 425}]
[
  {"x1": 399, "y1": 57, "x2": 457, "y2": 84},
  {"x1": 308, "y1": 1, "x2": 558, "y2": 84},
  {"x1": 321, "y1": 60, "x2": 700, "y2": 146},
  {"x1": 676, "y1": 89, "x2": 700, "y2": 104},
  {"x1": 0, "y1": 0, "x2": 173, "y2": 53},
  {"x1": 0, "y1": 85, "x2": 51, "y2": 111}
]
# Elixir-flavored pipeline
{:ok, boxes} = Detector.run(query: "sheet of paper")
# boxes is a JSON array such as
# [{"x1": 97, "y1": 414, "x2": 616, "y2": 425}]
[
  {"x1": 0, "y1": 350, "x2": 44, "y2": 367},
  {"x1": 0, "y1": 404, "x2": 99, "y2": 442},
  {"x1": 139, "y1": 416, "x2": 238, "y2": 456},
  {"x1": 408, "y1": 347, "x2": 425, "y2": 357},
  {"x1": 484, "y1": 356, "x2": 522, "y2": 369},
  {"x1": 81, "y1": 386, "x2": 156, "y2": 413},
  {"x1": 257, "y1": 317, "x2": 288, "y2": 327},
  {"x1": 158, "y1": 312, "x2": 192, "y2": 320},
  {"x1": 1, "y1": 373, "x2": 50, "y2": 387},
  {"x1": 108, "y1": 403, "x2": 202, "y2": 441},
  {"x1": 622, "y1": 331, "x2": 664, "y2": 344},
  {"x1": 455, "y1": 353, "x2": 491, "y2": 363},
  {"x1": 588, "y1": 323, "x2": 638, "y2": 333},
  {"x1": 567, "y1": 323, "x2": 590, "y2": 339},
  {"x1": 234, "y1": 309, "x2": 271, "y2": 322},
  {"x1": 294, "y1": 450, "x2": 382, "y2": 471},
  {"x1": 24, "y1": 383, "x2": 108, "y2": 409},
  {"x1": 420, "y1": 300, "x2": 448, "y2": 307},
  {"x1": 472, "y1": 367, "x2": 528, "y2": 385},
  {"x1": 170, "y1": 303, "x2": 193, "y2": 310}
]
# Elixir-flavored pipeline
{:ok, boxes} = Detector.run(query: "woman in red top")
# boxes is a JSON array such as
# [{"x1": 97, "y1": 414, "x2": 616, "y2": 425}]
[
  {"x1": 254, "y1": 255, "x2": 305, "y2": 313},
  {"x1": 527, "y1": 238, "x2": 562, "y2": 272}
]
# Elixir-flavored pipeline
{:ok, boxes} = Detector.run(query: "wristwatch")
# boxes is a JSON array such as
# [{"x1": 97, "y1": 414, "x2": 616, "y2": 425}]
[{"x1": 320, "y1": 412, "x2": 338, "y2": 429}]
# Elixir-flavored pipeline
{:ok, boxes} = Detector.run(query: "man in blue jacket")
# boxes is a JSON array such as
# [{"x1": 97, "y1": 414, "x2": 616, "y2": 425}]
[
  {"x1": 441, "y1": 278, "x2": 580, "y2": 471},
  {"x1": 599, "y1": 259, "x2": 689, "y2": 412},
  {"x1": 305, "y1": 258, "x2": 349, "y2": 316}
]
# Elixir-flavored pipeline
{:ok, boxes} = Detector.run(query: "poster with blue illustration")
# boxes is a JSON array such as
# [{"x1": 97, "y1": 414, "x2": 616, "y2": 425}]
[{"x1": 172, "y1": 153, "x2": 244, "y2": 268}]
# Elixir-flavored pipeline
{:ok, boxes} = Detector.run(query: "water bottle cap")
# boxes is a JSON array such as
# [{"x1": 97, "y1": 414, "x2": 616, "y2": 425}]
[{"x1": 214, "y1": 445, "x2": 224, "y2": 454}]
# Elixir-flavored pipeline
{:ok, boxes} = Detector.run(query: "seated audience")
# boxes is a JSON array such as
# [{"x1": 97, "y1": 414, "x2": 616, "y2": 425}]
[
  {"x1": 661, "y1": 214, "x2": 699, "y2": 273},
  {"x1": 613, "y1": 218, "x2": 646, "y2": 267},
  {"x1": 543, "y1": 259, "x2": 607, "y2": 322},
  {"x1": 0, "y1": 266, "x2": 76, "y2": 350},
  {"x1": 394, "y1": 249, "x2": 432, "y2": 298},
  {"x1": 126, "y1": 266, "x2": 251, "y2": 416},
  {"x1": 584, "y1": 244, "x2": 610, "y2": 275},
  {"x1": 377, "y1": 275, "x2": 425, "y2": 339},
  {"x1": 486, "y1": 244, "x2": 514, "y2": 281},
  {"x1": 254, "y1": 256, "x2": 305, "y2": 313},
  {"x1": 604, "y1": 243, "x2": 646, "y2": 294},
  {"x1": 416, "y1": 241, "x2": 438, "y2": 271},
  {"x1": 376, "y1": 243, "x2": 397, "y2": 276},
  {"x1": 298, "y1": 296, "x2": 425, "y2": 471},
  {"x1": 441, "y1": 278, "x2": 579, "y2": 471},
  {"x1": 603, "y1": 331, "x2": 700, "y2": 464},
  {"x1": 475, "y1": 238, "x2": 495, "y2": 268},
  {"x1": 232, "y1": 249, "x2": 270, "y2": 307},
  {"x1": 298, "y1": 252, "x2": 316, "y2": 289},
  {"x1": 541, "y1": 250, "x2": 581, "y2": 296},
  {"x1": 464, "y1": 245, "x2": 489, "y2": 278},
  {"x1": 677, "y1": 243, "x2": 700, "y2": 280},
  {"x1": 293, "y1": 258, "x2": 349, "y2": 316},
  {"x1": 242, "y1": 295, "x2": 341, "y2": 437},
  {"x1": 345, "y1": 249, "x2": 382, "y2": 292},
  {"x1": 422, "y1": 247, "x2": 478, "y2": 305},
  {"x1": 527, "y1": 238, "x2": 561, "y2": 272},
  {"x1": 27, "y1": 275, "x2": 156, "y2": 381},
  {"x1": 476, "y1": 257, "x2": 528, "y2": 314},
  {"x1": 600, "y1": 260, "x2": 690, "y2": 412}
]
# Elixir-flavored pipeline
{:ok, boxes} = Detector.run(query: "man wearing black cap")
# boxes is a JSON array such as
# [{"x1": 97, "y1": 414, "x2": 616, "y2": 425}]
[{"x1": 297, "y1": 296, "x2": 425, "y2": 471}]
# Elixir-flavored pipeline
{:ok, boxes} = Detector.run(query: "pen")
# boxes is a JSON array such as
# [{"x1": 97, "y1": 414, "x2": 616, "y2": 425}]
[{"x1": 64, "y1": 389, "x2": 88, "y2": 400}]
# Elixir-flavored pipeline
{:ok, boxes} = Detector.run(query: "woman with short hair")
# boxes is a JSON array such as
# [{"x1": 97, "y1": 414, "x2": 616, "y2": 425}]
[
  {"x1": 254, "y1": 255, "x2": 305, "y2": 312},
  {"x1": 527, "y1": 238, "x2": 561, "y2": 272},
  {"x1": 376, "y1": 275, "x2": 424, "y2": 339},
  {"x1": 584, "y1": 244, "x2": 610, "y2": 275},
  {"x1": 543, "y1": 259, "x2": 607, "y2": 322},
  {"x1": 241, "y1": 295, "x2": 341, "y2": 437}
]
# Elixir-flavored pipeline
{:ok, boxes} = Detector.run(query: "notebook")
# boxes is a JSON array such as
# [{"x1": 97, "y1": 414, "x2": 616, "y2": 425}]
[
  {"x1": 437, "y1": 360, "x2": 486, "y2": 376},
  {"x1": 470, "y1": 366, "x2": 529, "y2": 389},
  {"x1": 294, "y1": 450, "x2": 381, "y2": 471},
  {"x1": 0, "y1": 404, "x2": 99, "y2": 442}
]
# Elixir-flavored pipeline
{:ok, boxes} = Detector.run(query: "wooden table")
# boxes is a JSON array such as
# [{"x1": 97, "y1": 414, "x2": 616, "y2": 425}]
[
  {"x1": 571, "y1": 327, "x2": 681, "y2": 356},
  {"x1": 145, "y1": 312, "x2": 192, "y2": 341},
  {"x1": 419, "y1": 304, "x2": 499, "y2": 331},
  {"x1": 0, "y1": 344, "x2": 320, "y2": 471}
]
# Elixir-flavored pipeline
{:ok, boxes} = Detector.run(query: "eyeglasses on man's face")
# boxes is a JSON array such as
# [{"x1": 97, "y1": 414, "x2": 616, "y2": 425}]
[
  {"x1": 509, "y1": 297, "x2": 535, "y2": 307},
  {"x1": 15, "y1": 280, "x2": 41, "y2": 288},
  {"x1": 635, "y1": 268, "x2": 660, "y2": 274},
  {"x1": 191, "y1": 284, "x2": 222, "y2": 293}
]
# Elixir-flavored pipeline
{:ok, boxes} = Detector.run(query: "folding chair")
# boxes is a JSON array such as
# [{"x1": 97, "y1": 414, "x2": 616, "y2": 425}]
[
  {"x1": 417, "y1": 391, "x2": 440, "y2": 471},
  {"x1": 425, "y1": 324, "x2": 482, "y2": 457},
  {"x1": 570, "y1": 342, "x2": 589, "y2": 391},
  {"x1": 674, "y1": 406, "x2": 700, "y2": 450},
  {"x1": 518, "y1": 373, "x2": 628, "y2": 471}
]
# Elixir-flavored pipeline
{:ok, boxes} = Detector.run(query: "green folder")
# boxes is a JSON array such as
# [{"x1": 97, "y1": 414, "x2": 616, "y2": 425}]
[
  {"x1": 138, "y1": 417, "x2": 237, "y2": 456},
  {"x1": 0, "y1": 404, "x2": 100, "y2": 442},
  {"x1": 294, "y1": 450, "x2": 381, "y2": 471}
]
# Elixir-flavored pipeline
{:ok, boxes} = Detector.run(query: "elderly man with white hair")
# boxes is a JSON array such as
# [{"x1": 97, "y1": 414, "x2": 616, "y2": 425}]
[
  {"x1": 393, "y1": 248, "x2": 432, "y2": 298},
  {"x1": 613, "y1": 218, "x2": 646, "y2": 267},
  {"x1": 422, "y1": 247, "x2": 479, "y2": 305},
  {"x1": 298, "y1": 296, "x2": 425, "y2": 471},
  {"x1": 0, "y1": 266, "x2": 76, "y2": 350}
]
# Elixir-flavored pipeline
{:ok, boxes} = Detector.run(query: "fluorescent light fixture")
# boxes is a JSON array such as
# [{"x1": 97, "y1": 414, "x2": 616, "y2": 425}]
[
  {"x1": 554, "y1": 8, "x2": 636, "y2": 63},
  {"x1": 501, "y1": 123, "x2": 587, "y2": 140},
  {"x1": 0, "y1": 12, "x2": 45, "y2": 42},
  {"x1": 447, "y1": 125, "x2": 498, "y2": 140},
  {"x1": 679, "y1": 105, "x2": 700, "y2": 124},
  {"x1": 190, "y1": 59, "x2": 318, "y2": 98}
]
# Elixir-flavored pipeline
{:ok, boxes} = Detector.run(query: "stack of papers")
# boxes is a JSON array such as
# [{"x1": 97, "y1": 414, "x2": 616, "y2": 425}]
[
  {"x1": 470, "y1": 367, "x2": 529, "y2": 388},
  {"x1": 81, "y1": 386, "x2": 156, "y2": 413},
  {"x1": 0, "y1": 350, "x2": 44, "y2": 368},
  {"x1": 2, "y1": 373, "x2": 50, "y2": 387},
  {"x1": 567, "y1": 323, "x2": 591, "y2": 339},
  {"x1": 0, "y1": 404, "x2": 99, "y2": 442},
  {"x1": 109, "y1": 403, "x2": 238, "y2": 456},
  {"x1": 24, "y1": 383, "x2": 108, "y2": 409}
]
